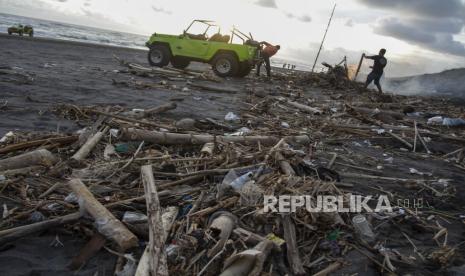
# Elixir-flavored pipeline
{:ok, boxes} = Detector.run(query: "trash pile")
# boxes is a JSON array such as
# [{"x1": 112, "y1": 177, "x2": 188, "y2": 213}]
[{"x1": 1, "y1": 61, "x2": 465, "y2": 275}]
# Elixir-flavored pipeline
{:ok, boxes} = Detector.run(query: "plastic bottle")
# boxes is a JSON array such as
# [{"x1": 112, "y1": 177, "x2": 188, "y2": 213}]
[
  {"x1": 352, "y1": 214, "x2": 375, "y2": 243},
  {"x1": 443, "y1": 118, "x2": 465, "y2": 127},
  {"x1": 229, "y1": 172, "x2": 254, "y2": 191}
]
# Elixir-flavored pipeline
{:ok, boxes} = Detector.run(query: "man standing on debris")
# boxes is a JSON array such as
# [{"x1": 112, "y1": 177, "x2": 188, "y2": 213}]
[
  {"x1": 256, "y1": 41, "x2": 280, "y2": 78},
  {"x1": 364, "y1": 48, "x2": 387, "y2": 93}
]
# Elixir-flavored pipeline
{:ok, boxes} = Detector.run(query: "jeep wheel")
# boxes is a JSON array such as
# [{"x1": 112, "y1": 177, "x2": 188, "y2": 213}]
[
  {"x1": 148, "y1": 44, "x2": 171, "y2": 67},
  {"x1": 212, "y1": 53, "x2": 239, "y2": 77},
  {"x1": 236, "y1": 63, "x2": 252, "y2": 77},
  {"x1": 171, "y1": 57, "x2": 190, "y2": 69}
]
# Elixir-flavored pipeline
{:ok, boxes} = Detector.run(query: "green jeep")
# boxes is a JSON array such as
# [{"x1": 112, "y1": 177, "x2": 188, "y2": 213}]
[
  {"x1": 8, "y1": 24, "x2": 34, "y2": 37},
  {"x1": 145, "y1": 20, "x2": 261, "y2": 77}
]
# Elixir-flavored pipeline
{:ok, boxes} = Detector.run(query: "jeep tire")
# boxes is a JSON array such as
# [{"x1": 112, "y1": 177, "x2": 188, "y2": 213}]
[
  {"x1": 148, "y1": 44, "x2": 171, "y2": 67},
  {"x1": 212, "y1": 53, "x2": 239, "y2": 77},
  {"x1": 171, "y1": 57, "x2": 190, "y2": 69}
]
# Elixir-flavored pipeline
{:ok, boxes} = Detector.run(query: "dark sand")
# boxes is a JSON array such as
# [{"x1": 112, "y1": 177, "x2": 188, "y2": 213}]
[{"x1": 0, "y1": 33, "x2": 248, "y2": 137}]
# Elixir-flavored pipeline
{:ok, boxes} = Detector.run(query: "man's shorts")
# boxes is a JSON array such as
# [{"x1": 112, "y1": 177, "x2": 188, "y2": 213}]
[{"x1": 366, "y1": 71, "x2": 383, "y2": 85}]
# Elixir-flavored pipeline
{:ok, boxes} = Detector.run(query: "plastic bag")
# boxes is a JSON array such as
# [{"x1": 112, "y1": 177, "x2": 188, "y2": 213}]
[{"x1": 225, "y1": 112, "x2": 240, "y2": 122}]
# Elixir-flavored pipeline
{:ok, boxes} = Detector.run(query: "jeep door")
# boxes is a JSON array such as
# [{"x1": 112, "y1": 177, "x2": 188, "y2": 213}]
[{"x1": 173, "y1": 36, "x2": 210, "y2": 59}]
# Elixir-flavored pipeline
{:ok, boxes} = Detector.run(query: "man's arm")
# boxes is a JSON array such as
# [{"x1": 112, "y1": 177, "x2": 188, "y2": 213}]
[
  {"x1": 260, "y1": 41, "x2": 271, "y2": 46},
  {"x1": 364, "y1": 55, "x2": 376, "y2": 60}
]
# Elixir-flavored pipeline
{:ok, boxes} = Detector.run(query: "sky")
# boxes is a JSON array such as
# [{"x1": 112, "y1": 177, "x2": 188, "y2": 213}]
[{"x1": 1, "y1": 0, "x2": 465, "y2": 77}]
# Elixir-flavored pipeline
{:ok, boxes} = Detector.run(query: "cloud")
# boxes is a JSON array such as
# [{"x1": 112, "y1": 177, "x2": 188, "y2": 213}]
[
  {"x1": 374, "y1": 17, "x2": 465, "y2": 56},
  {"x1": 285, "y1": 12, "x2": 311, "y2": 23},
  {"x1": 357, "y1": 0, "x2": 465, "y2": 18},
  {"x1": 255, "y1": 0, "x2": 277, "y2": 9},
  {"x1": 345, "y1": 19, "x2": 353, "y2": 27},
  {"x1": 357, "y1": 0, "x2": 465, "y2": 57},
  {"x1": 298, "y1": 14, "x2": 311, "y2": 23},
  {"x1": 151, "y1": 6, "x2": 172, "y2": 15}
]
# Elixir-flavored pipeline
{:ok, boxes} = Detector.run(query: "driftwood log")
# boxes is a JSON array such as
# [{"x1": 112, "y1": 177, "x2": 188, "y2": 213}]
[
  {"x1": 71, "y1": 127, "x2": 108, "y2": 161},
  {"x1": 68, "y1": 178, "x2": 138, "y2": 250},
  {"x1": 139, "y1": 164, "x2": 169, "y2": 276},
  {"x1": 0, "y1": 149, "x2": 58, "y2": 171},
  {"x1": 120, "y1": 128, "x2": 310, "y2": 146},
  {"x1": 144, "y1": 102, "x2": 177, "y2": 117},
  {"x1": 0, "y1": 135, "x2": 77, "y2": 154},
  {"x1": 220, "y1": 239, "x2": 274, "y2": 276},
  {"x1": 135, "y1": 206, "x2": 178, "y2": 276},
  {"x1": 285, "y1": 100, "x2": 323, "y2": 115},
  {"x1": 282, "y1": 215, "x2": 306, "y2": 275},
  {"x1": 0, "y1": 212, "x2": 81, "y2": 244}
]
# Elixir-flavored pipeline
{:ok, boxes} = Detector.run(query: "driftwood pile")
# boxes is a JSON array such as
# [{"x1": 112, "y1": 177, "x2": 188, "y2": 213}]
[{"x1": 1, "y1": 64, "x2": 465, "y2": 275}]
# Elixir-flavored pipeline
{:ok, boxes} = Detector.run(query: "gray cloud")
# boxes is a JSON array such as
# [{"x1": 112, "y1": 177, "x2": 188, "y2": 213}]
[
  {"x1": 151, "y1": 6, "x2": 172, "y2": 15},
  {"x1": 358, "y1": 0, "x2": 465, "y2": 57},
  {"x1": 375, "y1": 17, "x2": 465, "y2": 56},
  {"x1": 285, "y1": 12, "x2": 311, "y2": 23},
  {"x1": 298, "y1": 14, "x2": 311, "y2": 23},
  {"x1": 255, "y1": 0, "x2": 277, "y2": 8},
  {"x1": 358, "y1": 0, "x2": 465, "y2": 18}
]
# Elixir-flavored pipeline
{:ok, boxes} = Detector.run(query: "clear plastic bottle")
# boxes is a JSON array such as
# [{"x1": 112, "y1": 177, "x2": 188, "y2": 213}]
[
  {"x1": 229, "y1": 172, "x2": 254, "y2": 191},
  {"x1": 352, "y1": 214, "x2": 375, "y2": 243}
]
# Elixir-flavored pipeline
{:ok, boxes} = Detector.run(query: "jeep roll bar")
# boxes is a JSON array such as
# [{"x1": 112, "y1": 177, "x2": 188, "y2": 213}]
[{"x1": 184, "y1": 20, "x2": 221, "y2": 37}]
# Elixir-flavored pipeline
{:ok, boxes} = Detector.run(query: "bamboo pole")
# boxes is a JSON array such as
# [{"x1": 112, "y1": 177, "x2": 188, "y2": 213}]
[
  {"x1": 120, "y1": 128, "x2": 310, "y2": 146},
  {"x1": 311, "y1": 3, "x2": 337, "y2": 72}
]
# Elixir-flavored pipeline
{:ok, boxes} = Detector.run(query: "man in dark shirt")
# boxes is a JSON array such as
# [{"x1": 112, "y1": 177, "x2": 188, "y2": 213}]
[{"x1": 364, "y1": 48, "x2": 387, "y2": 93}]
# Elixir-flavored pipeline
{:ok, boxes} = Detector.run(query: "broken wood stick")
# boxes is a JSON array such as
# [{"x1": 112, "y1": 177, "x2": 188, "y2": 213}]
[
  {"x1": 0, "y1": 212, "x2": 81, "y2": 244},
  {"x1": 135, "y1": 206, "x2": 178, "y2": 276},
  {"x1": 416, "y1": 130, "x2": 431, "y2": 154},
  {"x1": 71, "y1": 126, "x2": 109, "y2": 162},
  {"x1": 275, "y1": 152, "x2": 296, "y2": 176},
  {"x1": 0, "y1": 149, "x2": 58, "y2": 171},
  {"x1": 282, "y1": 215, "x2": 306, "y2": 275},
  {"x1": 69, "y1": 232, "x2": 106, "y2": 270},
  {"x1": 84, "y1": 109, "x2": 173, "y2": 130},
  {"x1": 144, "y1": 102, "x2": 177, "y2": 117},
  {"x1": 312, "y1": 261, "x2": 342, "y2": 276},
  {"x1": 387, "y1": 131, "x2": 413, "y2": 149},
  {"x1": 140, "y1": 165, "x2": 169, "y2": 276},
  {"x1": 285, "y1": 100, "x2": 322, "y2": 115},
  {"x1": 68, "y1": 178, "x2": 138, "y2": 250},
  {"x1": 120, "y1": 128, "x2": 310, "y2": 146},
  {"x1": 0, "y1": 135, "x2": 78, "y2": 154}
]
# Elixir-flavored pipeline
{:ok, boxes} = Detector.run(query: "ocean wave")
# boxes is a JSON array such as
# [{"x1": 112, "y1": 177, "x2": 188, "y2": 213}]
[{"x1": 0, "y1": 13, "x2": 148, "y2": 50}]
